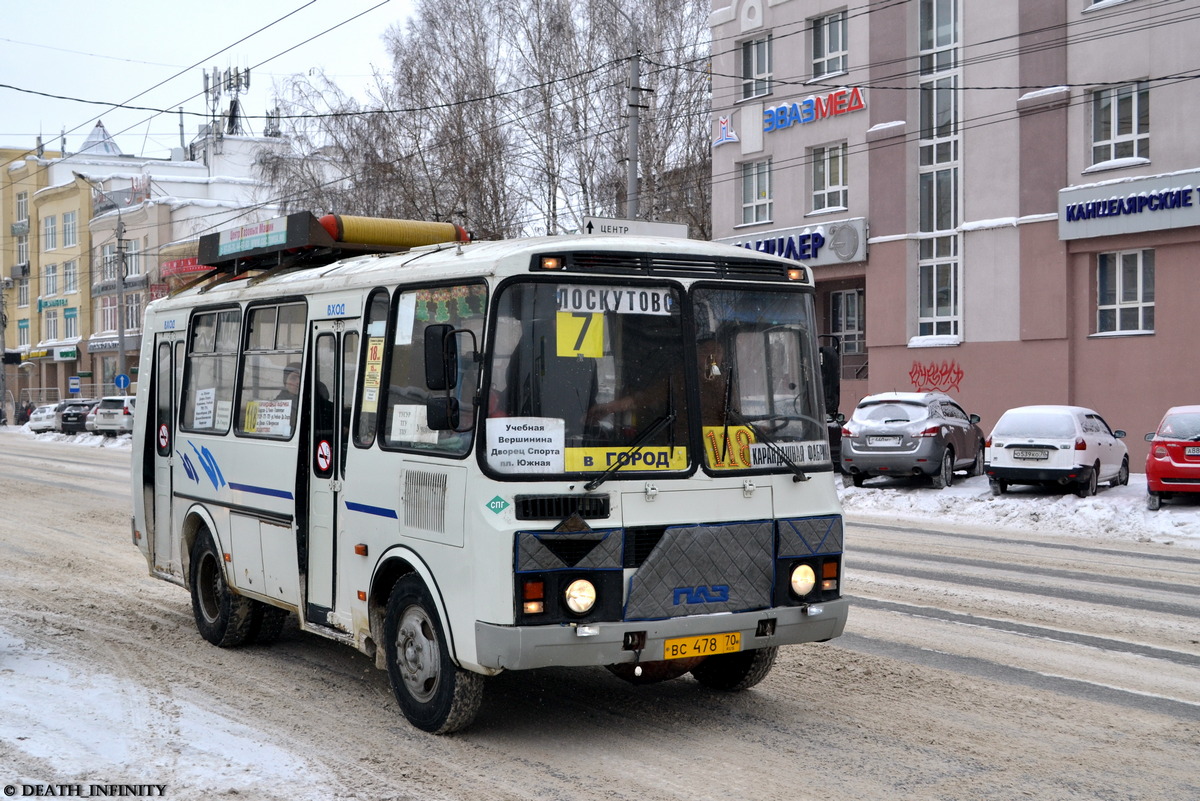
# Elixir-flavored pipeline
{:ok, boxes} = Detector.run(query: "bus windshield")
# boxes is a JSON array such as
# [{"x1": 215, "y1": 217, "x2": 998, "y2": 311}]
[{"x1": 484, "y1": 280, "x2": 829, "y2": 477}]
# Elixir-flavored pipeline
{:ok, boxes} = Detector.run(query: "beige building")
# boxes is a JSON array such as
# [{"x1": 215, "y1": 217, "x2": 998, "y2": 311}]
[
  {"x1": 1, "y1": 122, "x2": 283, "y2": 418},
  {"x1": 709, "y1": 0, "x2": 1200, "y2": 463}
]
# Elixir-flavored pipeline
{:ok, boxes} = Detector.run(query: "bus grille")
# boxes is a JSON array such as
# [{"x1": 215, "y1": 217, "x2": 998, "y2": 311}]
[{"x1": 514, "y1": 494, "x2": 611, "y2": 521}]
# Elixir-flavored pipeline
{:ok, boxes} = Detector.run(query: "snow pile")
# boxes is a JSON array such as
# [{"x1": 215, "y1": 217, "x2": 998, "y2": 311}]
[{"x1": 838, "y1": 473, "x2": 1199, "y2": 548}]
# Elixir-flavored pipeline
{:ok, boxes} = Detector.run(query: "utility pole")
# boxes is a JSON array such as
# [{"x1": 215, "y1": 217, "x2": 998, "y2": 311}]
[
  {"x1": 115, "y1": 219, "x2": 128, "y2": 388},
  {"x1": 627, "y1": 52, "x2": 642, "y2": 220},
  {"x1": 0, "y1": 287, "x2": 8, "y2": 424}
]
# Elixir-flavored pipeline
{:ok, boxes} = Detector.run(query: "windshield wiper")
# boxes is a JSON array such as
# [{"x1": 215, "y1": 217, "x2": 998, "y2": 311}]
[
  {"x1": 584, "y1": 411, "x2": 677, "y2": 492},
  {"x1": 726, "y1": 406, "x2": 810, "y2": 483}
]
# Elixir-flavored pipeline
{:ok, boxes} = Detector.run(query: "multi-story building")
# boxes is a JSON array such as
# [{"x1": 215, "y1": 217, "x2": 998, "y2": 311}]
[
  {"x1": 1, "y1": 121, "x2": 283, "y2": 414},
  {"x1": 709, "y1": 0, "x2": 1200, "y2": 463}
]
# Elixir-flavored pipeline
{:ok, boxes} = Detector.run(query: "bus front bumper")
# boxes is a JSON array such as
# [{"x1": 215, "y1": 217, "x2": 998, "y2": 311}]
[{"x1": 474, "y1": 598, "x2": 849, "y2": 671}]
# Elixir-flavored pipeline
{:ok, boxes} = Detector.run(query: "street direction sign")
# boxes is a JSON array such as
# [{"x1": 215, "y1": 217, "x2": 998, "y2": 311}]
[{"x1": 582, "y1": 217, "x2": 688, "y2": 238}]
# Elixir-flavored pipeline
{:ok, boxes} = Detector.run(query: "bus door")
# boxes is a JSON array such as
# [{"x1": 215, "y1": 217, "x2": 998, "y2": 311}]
[
  {"x1": 151, "y1": 332, "x2": 183, "y2": 577},
  {"x1": 305, "y1": 320, "x2": 358, "y2": 627}
]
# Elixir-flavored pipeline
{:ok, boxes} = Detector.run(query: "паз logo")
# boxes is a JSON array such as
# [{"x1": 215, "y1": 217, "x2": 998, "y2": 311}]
[{"x1": 672, "y1": 584, "x2": 730, "y2": 605}]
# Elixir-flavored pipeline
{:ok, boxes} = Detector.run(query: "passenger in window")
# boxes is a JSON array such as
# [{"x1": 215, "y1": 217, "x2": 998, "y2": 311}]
[{"x1": 277, "y1": 363, "x2": 301, "y2": 402}]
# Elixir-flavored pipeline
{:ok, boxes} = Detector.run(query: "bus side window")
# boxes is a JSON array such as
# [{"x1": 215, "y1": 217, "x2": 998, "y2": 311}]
[
  {"x1": 235, "y1": 302, "x2": 306, "y2": 439},
  {"x1": 354, "y1": 288, "x2": 390, "y2": 448},
  {"x1": 381, "y1": 283, "x2": 487, "y2": 455},
  {"x1": 181, "y1": 308, "x2": 241, "y2": 434}
]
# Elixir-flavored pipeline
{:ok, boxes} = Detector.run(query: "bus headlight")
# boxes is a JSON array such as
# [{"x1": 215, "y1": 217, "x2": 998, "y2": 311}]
[
  {"x1": 790, "y1": 564, "x2": 816, "y2": 597},
  {"x1": 564, "y1": 579, "x2": 597, "y2": 614}
]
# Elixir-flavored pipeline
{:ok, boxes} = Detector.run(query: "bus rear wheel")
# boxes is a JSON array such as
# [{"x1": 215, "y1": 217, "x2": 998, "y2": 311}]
[
  {"x1": 690, "y1": 646, "x2": 778, "y2": 691},
  {"x1": 384, "y1": 575, "x2": 484, "y2": 734},
  {"x1": 190, "y1": 529, "x2": 256, "y2": 647}
]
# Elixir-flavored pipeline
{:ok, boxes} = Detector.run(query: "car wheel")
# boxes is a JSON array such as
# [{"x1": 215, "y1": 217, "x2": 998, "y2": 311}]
[
  {"x1": 1147, "y1": 492, "x2": 1162, "y2": 511},
  {"x1": 931, "y1": 449, "x2": 954, "y2": 489},
  {"x1": 384, "y1": 575, "x2": 484, "y2": 734},
  {"x1": 1111, "y1": 457, "x2": 1129, "y2": 488},
  {"x1": 969, "y1": 444, "x2": 985, "y2": 477},
  {"x1": 1075, "y1": 464, "x2": 1099, "y2": 498},
  {"x1": 190, "y1": 529, "x2": 257, "y2": 648},
  {"x1": 690, "y1": 646, "x2": 778, "y2": 691}
]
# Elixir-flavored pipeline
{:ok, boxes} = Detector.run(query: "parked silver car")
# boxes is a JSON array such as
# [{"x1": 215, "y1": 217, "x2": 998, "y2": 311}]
[
  {"x1": 841, "y1": 391, "x2": 985, "y2": 488},
  {"x1": 93, "y1": 395, "x2": 137, "y2": 436}
]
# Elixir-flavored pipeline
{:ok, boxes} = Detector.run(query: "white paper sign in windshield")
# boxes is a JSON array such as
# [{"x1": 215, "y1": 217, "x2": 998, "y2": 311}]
[{"x1": 487, "y1": 417, "x2": 566, "y2": 473}]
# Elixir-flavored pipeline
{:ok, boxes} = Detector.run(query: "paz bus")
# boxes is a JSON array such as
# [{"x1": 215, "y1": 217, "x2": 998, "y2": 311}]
[{"x1": 130, "y1": 212, "x2": 848, "y2": 733}]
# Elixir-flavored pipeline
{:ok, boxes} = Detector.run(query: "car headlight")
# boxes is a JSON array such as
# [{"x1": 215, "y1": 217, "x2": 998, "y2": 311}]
[
  {"x1": 564, "y1": 579, "x2": 597, "y2": 614},
  {"x1": 790, "y1": 564, "x2": 816, "y2": 597}
]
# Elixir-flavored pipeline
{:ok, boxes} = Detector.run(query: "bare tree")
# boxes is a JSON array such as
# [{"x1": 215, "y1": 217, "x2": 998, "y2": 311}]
[{"x1": 257, "y1": 0, "x2": 711, "y2": 239}]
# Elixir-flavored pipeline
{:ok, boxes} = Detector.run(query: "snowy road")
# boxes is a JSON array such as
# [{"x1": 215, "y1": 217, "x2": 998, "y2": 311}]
[{"x1": 1, "y1": 429, "x2": 1197, "y2": 800}]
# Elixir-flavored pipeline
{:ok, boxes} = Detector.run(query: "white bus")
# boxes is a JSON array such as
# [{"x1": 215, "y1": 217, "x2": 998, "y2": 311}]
[{"x1": 130, "y1": 213, "x2": 848, "y2": 733}]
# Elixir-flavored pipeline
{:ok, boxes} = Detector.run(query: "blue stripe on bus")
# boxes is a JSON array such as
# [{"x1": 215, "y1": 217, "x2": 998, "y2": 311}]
[
  {"x1": 228, "y1": 482, "x2": 295, "y2": 500},
  {"x1": 345, "y1": 501, "x2": 399, "y2": 519}
]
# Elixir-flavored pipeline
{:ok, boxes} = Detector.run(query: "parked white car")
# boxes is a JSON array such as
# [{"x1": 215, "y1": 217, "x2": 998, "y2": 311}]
[
  {"x1": 93, "y1": 396, "x2": 137, "y2": 436},
  {"x1": 27, "y1": 403, "x2": 58, "y2": 433},
  {"x1": 985, "y1": 405, "x2": 1129, "y2": 497}
]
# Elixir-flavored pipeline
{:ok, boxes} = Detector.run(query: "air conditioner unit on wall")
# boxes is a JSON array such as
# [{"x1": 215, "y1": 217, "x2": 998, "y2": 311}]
[{"x1": 10, "y1": 262, "x2": 30, "y2": 279}]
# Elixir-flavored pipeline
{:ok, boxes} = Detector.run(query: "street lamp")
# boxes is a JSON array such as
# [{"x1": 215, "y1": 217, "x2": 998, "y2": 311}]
[{"x1": 73, "y1": 172, "x2": 129, "y2": 392}]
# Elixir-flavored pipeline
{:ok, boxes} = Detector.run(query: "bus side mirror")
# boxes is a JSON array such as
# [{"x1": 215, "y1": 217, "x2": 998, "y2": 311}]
[
  {"x1": 424, "y1": 324, "x2": 458, "y2": 390},
  {"x1": 426, "y1": 397, "x2": 460, "y2": 430}
]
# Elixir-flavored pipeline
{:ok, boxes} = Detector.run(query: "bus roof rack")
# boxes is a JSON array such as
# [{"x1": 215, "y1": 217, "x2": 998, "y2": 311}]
[{"x1": 195, "y1": 212, "x2": 470, "y2": 279}]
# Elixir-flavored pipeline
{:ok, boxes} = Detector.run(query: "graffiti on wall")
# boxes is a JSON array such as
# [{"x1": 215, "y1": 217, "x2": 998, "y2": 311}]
[{"x1": 910, "y1": 360, "x2": 964, "y2": 393}]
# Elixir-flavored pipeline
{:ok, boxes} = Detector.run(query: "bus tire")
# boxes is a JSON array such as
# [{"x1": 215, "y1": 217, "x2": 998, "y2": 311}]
[
  {"x1": 190, "y1": 529, "x2": 256, "y2": 648},
  {"x1": 690, "y1": 645, "x2": 778, "y2": 691},
  {"x1": 384, "y1": 575, "x2": 484, "y2": 734},
  {"x1": 248, "y1": 603, "x2": 289, "y2": 645}
]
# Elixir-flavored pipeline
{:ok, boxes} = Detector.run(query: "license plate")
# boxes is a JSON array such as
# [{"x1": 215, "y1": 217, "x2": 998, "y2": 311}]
[
  {"x1": 663, "y1": 631, "x2": 741, "y2": 660},
  {"x1": 1186, "y1": 446, "x2": 1200, "y2": 456},
  {"x1": 867, "y1": 436, "x2": 901, "y2": 446},
  {"x1": 1013, "y1": 449, "x2": 1049, "y2": 460}
]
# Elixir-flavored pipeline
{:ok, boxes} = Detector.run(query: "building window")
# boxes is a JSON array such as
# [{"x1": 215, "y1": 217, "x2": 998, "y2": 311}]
[
  {"x1": 16, "y1": 191, "x2": 28, "y2": 222},
  {"x1": 45, "y1": 309, "x2": 59, "y2": 341},
  {"x1": 830, "y1": 289, "x2": 865, "y2": 355},
  {"x1": 102, "y1": 244, "x2": 119, "y2": 281},
  {"x1": 812, "y1": 143, "x2": 848, "y2": 211},
  {"x1": 18, "y1": 278, "x2": 29, "y2": 307},
  {"x1": 126, "y1": 239, "x2": 141, "y2": 277},
  {"x1": 1092, "y1": 81, "x2": 1149, "y2": 165},
  {"x1": 100, "y1": 296, "x2": 118, "y2": 332},
  {"x1": 741, "y1": 36, "x2": 772, "y2": 100},
  {"x1": 18, "y1": 321, "x2": 29, "y2": 348},
  {"x1": 919, "y1": 260, "x2": 959, "y2": 337},
  {"x1": 44, "y1": 263, "x2": 58, "y2": 296},
  {"x1": 740, "y1": 160, "x2": 773, "y2": 225},
  {"x1": 1097, "y1": 249, "x2": 1154, "y2": 333},
  {"x1": 17, "y1": 235, "x2": 28, "y2": 266},
  {"x1": 65, "y1": 309, "x2": 79, "y2": 339},
  {"x1": 64, "y1": 260, "x2": 78, "y2": 294},
  {"x1": 62, "y1": 211, "x2": 77, "y2": 248},
  {"x1": 43, "y1": 216, "x2": 57, "y2": 251},
  {"x1": 812, "y1": 11, "x2": 847, "y2": 78},
  {"x1": 126, "y1": 292, "x2": 143, "y2": 331}
]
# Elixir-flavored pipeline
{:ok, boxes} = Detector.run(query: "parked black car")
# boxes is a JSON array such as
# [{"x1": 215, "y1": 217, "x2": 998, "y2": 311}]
[{"x1": 60, "y1": 399, "x2": 100, "y2": 434}]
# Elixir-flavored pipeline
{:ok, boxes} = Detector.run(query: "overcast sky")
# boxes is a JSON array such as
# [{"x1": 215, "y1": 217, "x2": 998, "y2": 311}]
[{"x1": 0, "y1": 0, "x2": 413, "y2": 161}]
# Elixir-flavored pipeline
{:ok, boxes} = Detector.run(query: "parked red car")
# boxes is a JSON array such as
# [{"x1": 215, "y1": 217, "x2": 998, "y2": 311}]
[{"x1": 1144, "y1": 405, "x2": 1200, "y2": 510}]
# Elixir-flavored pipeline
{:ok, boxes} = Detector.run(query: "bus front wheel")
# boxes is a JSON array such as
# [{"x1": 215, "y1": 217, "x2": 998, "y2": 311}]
[
  {"x1": 190, "y1": 529, "x2": 256, "y2": 647},
  {"x1": 384, "y1": 575, "x2": 484, "y2": 734},
  {"x1": 690, "y1": 646, "x2": 778, "y2": 691}
]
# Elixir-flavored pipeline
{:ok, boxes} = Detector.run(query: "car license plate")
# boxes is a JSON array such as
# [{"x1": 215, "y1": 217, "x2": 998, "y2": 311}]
[
  {"x1": 1186, "y1": 446, "x2": 1200, "y2": 456},
  {"x1": 867, "y1": 436, "x2": 901, "y2": 446},
  {"x1": 663, "y1": 631, "x2": 741, "y2": 660},
  {"x1": 1013, "y1": 449, "x2": 1049, "y2": 460}
]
